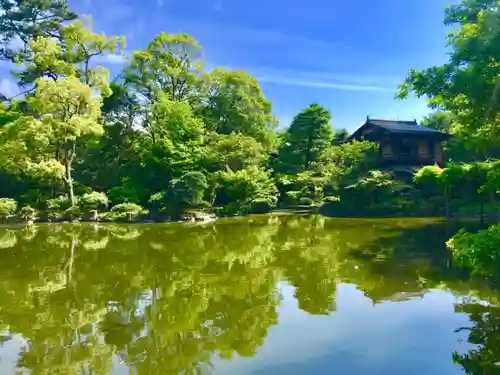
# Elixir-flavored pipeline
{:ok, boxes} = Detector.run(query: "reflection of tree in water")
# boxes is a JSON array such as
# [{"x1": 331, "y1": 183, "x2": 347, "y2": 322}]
[
  {"x1": 1, "y1": 217, "x2": 500, "y2": 374},
  {"x1": 453, "y1": 302, "x2": 500, "y2": 375},
  {"x1": 0, "y1": 220, "x2": 281, "y2": 375}
]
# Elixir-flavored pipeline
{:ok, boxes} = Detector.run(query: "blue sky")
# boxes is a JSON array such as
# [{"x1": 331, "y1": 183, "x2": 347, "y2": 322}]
[{"x1": 3, "y1": 0, "x2": 456, "y2": 131}]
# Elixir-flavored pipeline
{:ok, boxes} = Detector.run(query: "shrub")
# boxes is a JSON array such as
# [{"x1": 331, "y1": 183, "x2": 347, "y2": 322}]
[
  {"x1": 0, "y1": 198, "x2": 17, "y2": 220},
  {"x1": 216, "y1": 166, "x2": 278, "y2": 212},
  {"x1": 148, "y1": 191, "x2": 166, "y2": 214},
  {"x1": 170, "y1": 171, "x2": 208, "y2": 207},
  {"x1": 79, "y1": 191, "x2": 108, "y2": 211},
  {"x1": 248, "y1": 198, "x2": 274, "y2": 214},
  {"x1": 63, "y1": 206, "x2": 82, "y2": 220},
  {"x1": 47, "y1": 195, "x2": 72, "y2": 217},
  {"x1": 299, "y1": 197, "x2": 314, "y2": 206},
  {"x1": 447, "y1": 225, "x2": 500, "y2": 279},
  {"x1": 108, "y1": 203, "x2": 146, "y2": 220},
  {"x1": 20, "y1": 205, "x2": 37, "y2": 221},
  {"x1": 322, "y1": 196, "x2": 340, "y2": 203},
  {"x1": 107, "y1": 184, "x2": 140, "y2": 206}
]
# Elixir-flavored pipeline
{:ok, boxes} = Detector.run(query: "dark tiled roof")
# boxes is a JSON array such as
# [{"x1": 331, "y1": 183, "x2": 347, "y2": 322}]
[{"x1": 367, "y1": 119, "x2": 441, "y2": 134}]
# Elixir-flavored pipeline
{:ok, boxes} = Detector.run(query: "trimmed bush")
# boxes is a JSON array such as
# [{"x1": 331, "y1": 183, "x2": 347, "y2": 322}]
[
  {"x1": 0, "y1": 198, "x2": 17, "y2": 220},
  {"x1": 64, "y1": 206, "x2": 82, "y2": 220},
  {"x1": 46, "y1": 195, "x2": 72, "y2": 218},
  {"x1": 20, "y1": 205, "x2": 37, "y2": 221},
  {"x1": 248, "y1": 198, "x2": 274, "y2": 214},
  {"x1": 79, "y1": 191, "x2": 108, "y2": 211},
  {"x1": 111, "y1": 203, "x2": 144, "y2": 214},
  {"x1": 299, "y1": 197, "x2": 314, "y2": 206}
]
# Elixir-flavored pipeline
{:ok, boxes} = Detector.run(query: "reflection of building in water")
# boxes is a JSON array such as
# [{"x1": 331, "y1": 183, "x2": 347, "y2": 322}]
[{"x1": 383, "y1": 291, "x2": 428, "y2": 302}]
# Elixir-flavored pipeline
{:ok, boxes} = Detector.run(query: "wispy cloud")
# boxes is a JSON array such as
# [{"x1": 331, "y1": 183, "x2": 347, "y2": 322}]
[
  {"x1": 258, "y1": 76, "x2": 394, "y2": 92},
  {"x1": 93, "y1": 53, "x2": 127, "y2": 65},
  {"x1": 213, "y1": 65, "x2": 398, "y2": 92}
]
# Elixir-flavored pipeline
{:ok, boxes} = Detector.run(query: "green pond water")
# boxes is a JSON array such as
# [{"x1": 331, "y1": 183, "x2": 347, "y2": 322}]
[{"x1": 0, "y1": 215, "x2": 498, "y2": 375}]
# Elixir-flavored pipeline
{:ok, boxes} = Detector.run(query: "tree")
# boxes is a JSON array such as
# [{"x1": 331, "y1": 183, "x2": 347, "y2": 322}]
[
  {"x1": 125, "y1": 32, "x2": 203, "y2": 105},
  {"x1": 398, "y1": 0, "x2": 500, "y2": 151},
  {"x1": 207, "y1": 133, "x2": 267, "y2": 171},
  {"x1": 0, "y1": 76, "x2": 103, "y2": 206},
  {"x1": 421, "y1": 112, "x2": 453, "y2": 133},
  {"x1": 0, "y1": 0, "x2": 77, "y2": 64},
  {"x1": 275, "y1": 104, "x2": 334, "y2": 174},
  {"x1": 17, "y1": 20, "x2": 124, "y2": 92},
  {"x1": 202, "y1": 68, "x2": 277, "y2": 147},
  {"x1": 216, "y1": 166, "x2": 278, "y2": 212},
  {"x1": 332, "y1": 128, "x2": 350, "y2": 143}
]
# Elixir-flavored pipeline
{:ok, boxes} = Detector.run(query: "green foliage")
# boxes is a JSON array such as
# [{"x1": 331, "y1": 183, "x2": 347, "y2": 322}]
[
  {"x1": 207, "y1": 133, "x2": 267, "y2": 171},
  {"x1": 299, "y1": 197, "x2": 314, "y2": 206},
  {"x1": 275, "y1": 103, "x2": 333, "y2": 174},
  {"x1": 107, "y1": 184, "x2": 140, "y2": 206},
  {"x1": 63, "y1": 205, "x2": 81, "y2": 220},
  {"x1": 248, "y1": 198, "x2": 274, "y2": 214},
  {"x1": 398, "y1": 0, "x2": 500, "y2": 151},
  {"x1": 170, "y1": 171, "x2": 208, "y2": 207},
  {"x1": 414, "y1": 166, "x2": 443, "y2": 196},
  {"x1": 202, "y1": 68, "x2": 277, "y2": 147},
  {"x1": 0, "y1": 198, "x2": 17, "y2": 219},
  {"x1": 216, "y1": 167, "x2": 277, "y2": 213},
  {"x1": 79, "y1": 191, "x2": 108, "y2": 211},
  {"x1": 19, "y1": 205, "x2": 36, "y2": 221},
  {"x1": 421, "y1": 112, "x2": 453, "y2": 133},
  {"x1": 0, "y1": 0, "x2": 77, "y2": 73},
  {"x1": 447, "y1": 225, "x2": 500, "y2": 279},
  {"x1": 110, "y1": 203, "x2": 144, "y2": 214}
]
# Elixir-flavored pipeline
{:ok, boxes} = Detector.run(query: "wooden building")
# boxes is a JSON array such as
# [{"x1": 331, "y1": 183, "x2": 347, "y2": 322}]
[{"x1": 348, "y1": 118, "x2": 450, "y2": 168}]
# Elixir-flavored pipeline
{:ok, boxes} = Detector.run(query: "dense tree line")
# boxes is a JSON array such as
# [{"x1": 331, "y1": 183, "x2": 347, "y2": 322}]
[{"x1": 0, "y1": 0, "x2": 379, "y2": 221}]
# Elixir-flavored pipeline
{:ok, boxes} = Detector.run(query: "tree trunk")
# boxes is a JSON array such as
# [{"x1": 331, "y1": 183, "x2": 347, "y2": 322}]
[
  {"x1": 65, "y1": 142, "x2": 76, "y2": 207},
  {"x1": 444, "y1": 187, "x2": 450, "y2": 220},
  {"x1": 66, "y1": 163, "x2": 75, "y2": 207}
]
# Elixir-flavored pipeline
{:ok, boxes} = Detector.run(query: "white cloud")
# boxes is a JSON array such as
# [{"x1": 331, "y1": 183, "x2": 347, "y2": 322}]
[
  {"x1": 93, "y1": 53, "x2": 127, "y2": 65},
  {"x1": 0, "y1": 78, "x2": 20, "y2": 98},
  {"x1": 210, "y1": 64, "x2": 397, "y2": 92},
  {"x1": 258, "y1": 76, "x2": 394, "y2": 92}
]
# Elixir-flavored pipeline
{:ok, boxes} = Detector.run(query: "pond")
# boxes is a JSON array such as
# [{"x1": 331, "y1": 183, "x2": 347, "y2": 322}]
[{"x1": 0, "y1": 215, "x2": 498, "y2": 375}]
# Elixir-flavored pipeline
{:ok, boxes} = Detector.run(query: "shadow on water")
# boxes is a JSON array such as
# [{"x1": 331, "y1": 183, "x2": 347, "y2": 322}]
[{"x1": 0, "y1": 216, "x2": 498, "y2": 374}]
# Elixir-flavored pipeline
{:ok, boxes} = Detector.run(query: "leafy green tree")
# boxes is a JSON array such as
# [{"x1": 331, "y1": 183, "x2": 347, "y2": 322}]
[
  {"x1": 398, "y1": 0, "x2": 500, "y2": 151},
  {"x1": 447, "y1": 224, "x2": 500, "y2": 280},
  {"x1": 0, "y1": 0, "x2": 77, "y2": 65},
  {"x1": 275, "y1": 104, "x2": 334, "y2": 173},
  {"x1": 332, "y1": 128, "x2": 350, "y2": 143},
  {"x1": 202, "y1": 68, "x2": 277, "y2": 147},
  {"x1": 421, "y1": 112, "x2": 454, "y2": 133},
  {"x1": 125, "y1": 32, "x2": 203, "y2": 105},
  {"x1": 207, "y1": 133, "x2": 267, "y2": 171},
  {"x1": 0, "y1": 76, "x2": 103, "y2": 206},
  {"x1": 216, "y1": 166, "x2": 278, "y2": 213}
]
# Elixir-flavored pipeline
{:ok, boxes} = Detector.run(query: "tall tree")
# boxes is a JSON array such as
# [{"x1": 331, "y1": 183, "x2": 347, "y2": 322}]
[
  {"x1": 202, "y1": 68, "x2": 277, "y2": 147},
  {"x1": 0, "y1": 76, "x2": 103, "y2": 206},
  {"x1": 275, "y1": 103, "x2": 334, "y2": 173},
  {"x1": 0, "y1": 0, "x2": 77, "y2": 63},
  {"x1": 125, "y1": 32, "x2": 203, "y2": 105},
  {"x1": 398, "y1": 0, "x2": 500, "y2": 150}
]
